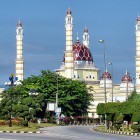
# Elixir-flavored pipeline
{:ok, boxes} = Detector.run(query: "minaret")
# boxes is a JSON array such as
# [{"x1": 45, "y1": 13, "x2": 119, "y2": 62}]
[
  {"x1": 64, "y1": 8, "x2": 74, "y2": 79},
  {"x1": 16, "y1": 20, "x2": 24, "y2": 81},
  {"x1": 136, "y1": 16, "x2": 140, "y2": 93},
  {"x1": 83, "y1": 26, "x2": 89, "y2": 48}
]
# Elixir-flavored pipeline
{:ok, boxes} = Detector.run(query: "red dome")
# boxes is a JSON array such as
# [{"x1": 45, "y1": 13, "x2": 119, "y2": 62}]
[
  {"x1": 73, "y1": 39, "x2": 93, "y2": 61},
  {"x1": 121, "y1": 71, "x2": 132, "y2": 82},
  {"x1": 63, "y1": 39, "x2": 93, "y2": 62},
  {"x1": 101, "y1": 71, "x2": 112, "y2": 80}
]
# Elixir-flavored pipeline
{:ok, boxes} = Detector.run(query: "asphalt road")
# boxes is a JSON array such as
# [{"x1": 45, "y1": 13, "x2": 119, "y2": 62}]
[{"x1": 0, "y1": 125, "x2": 140, "y2": 140}]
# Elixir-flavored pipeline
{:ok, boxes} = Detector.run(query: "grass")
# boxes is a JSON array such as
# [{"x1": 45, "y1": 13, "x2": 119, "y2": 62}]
[
  {"x1": 96, "y1": 125, "x2": 134, "y2": 132},
  {"x1": 0, "y1": 122, "x2": 57, "y2": 131}
]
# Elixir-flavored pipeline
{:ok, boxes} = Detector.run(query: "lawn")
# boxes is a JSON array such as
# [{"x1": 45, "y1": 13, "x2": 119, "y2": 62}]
[{"x1": 0, "y1": 122, "x2": 57, "y2": 132}]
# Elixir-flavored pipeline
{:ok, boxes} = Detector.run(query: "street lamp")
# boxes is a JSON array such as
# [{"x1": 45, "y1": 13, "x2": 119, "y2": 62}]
[
  {"x1": 99, "y1": 39, "x2": 107, "y2": 129},
  {"x1": 109, "y1": 62, "x2": 113, "y2": 102},
  {"x1": 55, "y1": 74, "x2": 60, "y2": 124},
  {"x1": 125, "y1": 71, "x2": 129, "y2": 101},
  {"x1": 56, "y1": 75, "x2": 58, "y2": 110},
  {"x1": 5, "y1": 74, "x2": 18, "y2": 127}
]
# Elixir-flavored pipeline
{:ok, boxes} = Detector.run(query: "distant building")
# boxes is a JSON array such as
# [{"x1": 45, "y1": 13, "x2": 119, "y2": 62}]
[{"x1": 56, "y1": 8, "x2": 134, "y2": 118}]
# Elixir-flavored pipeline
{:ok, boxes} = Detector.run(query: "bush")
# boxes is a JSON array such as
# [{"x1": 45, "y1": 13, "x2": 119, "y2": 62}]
[
  {"x1": 0, "y1": 120, "x2": 8, "y2": 125},
  {"x1": 131, "y1": 124, "x2": 140, "y2": 132},
  {"x1": 132, "y1": 112, "x2": 140, "y2": 122},
  {"x1": 114, "y1": 123, "x2": 122, "y2": 130},
  {"x1": 20, "y1": 121, "x2": 28, "y2": 127},
  {"x1": 12, "y1": 120, "x2": 20, "y2": 126}
]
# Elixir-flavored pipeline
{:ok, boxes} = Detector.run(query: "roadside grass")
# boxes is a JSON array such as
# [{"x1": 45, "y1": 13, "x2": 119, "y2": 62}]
[
  {"x1": 96, "y1": 125, "x2": 134, "y2": 132},
  {"x1": 0, "y1": 123, "x2": 57, "y2": 131}
]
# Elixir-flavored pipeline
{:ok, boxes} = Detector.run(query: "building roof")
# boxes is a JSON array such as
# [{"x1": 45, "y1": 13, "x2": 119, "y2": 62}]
[
  {"x1": 101, "y1": 70, "x2": 112, "y2": 80},
  {"x1": 73, "y1": 39, "x2": 93, "y2": 61},
  {"x1": 121, "y1": 71, "x2": 132, "y2": 82}
]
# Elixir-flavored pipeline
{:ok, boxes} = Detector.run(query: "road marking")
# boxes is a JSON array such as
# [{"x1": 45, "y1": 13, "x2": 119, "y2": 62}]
[
  {"x1": 0, "y1": 139, "x2": 18, "y2": 140},
  {"x1": 43, "y1": 133, "x2": 81, "y2": 139}
]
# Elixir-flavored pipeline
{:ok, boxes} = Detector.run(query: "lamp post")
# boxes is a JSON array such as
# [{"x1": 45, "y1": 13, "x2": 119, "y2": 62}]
[
  {"x1": 99, "y1": 39, "x2": 107, "y2": 129},
  {"x1": 109, "y1": 62, "x2": 113, "y2": 102},
  {"x1": 55, "y1": 74, "x2": 60, "y2": 124},
  {"x1": 126, "y1": 71, "x2": 129, "y2": 101},
  {"x1": 56, "y1": 75, "x2": 58, "y2": 110},
  {"x1": 5, "y1": 74, "x2": 18, "y2": 127}
]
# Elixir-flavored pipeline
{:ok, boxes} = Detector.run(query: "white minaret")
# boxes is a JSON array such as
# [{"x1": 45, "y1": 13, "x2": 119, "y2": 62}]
[
  {"x1": 65, "y1": 8, "x2": 74, "y2": 79},
  {"x1": 16, "y1": 20, "x2": 24, "y2": 81},
  {"x1": 83, "y1": 26, "x2": 89, "y2": 48},
  {"x1": 136, "y1": 16, "x2": 140, "y2": 93}
]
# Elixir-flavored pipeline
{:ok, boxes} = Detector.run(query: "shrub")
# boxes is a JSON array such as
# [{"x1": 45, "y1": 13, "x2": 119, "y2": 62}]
[
  {"x1": 131, "y1": 124, "x2": 140, "y2": 132},
  {"x1": 114, "y1": 113, "x2": 123, "y2": 123},
  {"x1": 20, "y1": 121, "x2": 28, "y2": 127},
  {"x1": 132, "y1": 112, "x2": 140, "y2": 122},
  {"x1": 0, "y1": 120, "x2": 8, "y2": 125},
  {"x1": 12, "y1": 120, "x2": 20, "y2": 126},
  {"x1": 114, "y1": 123, "x2": 122, "y2": 130}
]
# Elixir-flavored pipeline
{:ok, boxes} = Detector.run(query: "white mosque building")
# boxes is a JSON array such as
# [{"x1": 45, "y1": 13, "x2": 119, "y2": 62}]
[{"x1": 56, "y1": 8, "x2": 135, "y2": 118}]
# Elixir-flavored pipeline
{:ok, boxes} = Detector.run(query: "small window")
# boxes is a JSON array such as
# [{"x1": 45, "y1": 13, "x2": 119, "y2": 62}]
[{"x1": 78, "y1": 74, "x2": 80, "y2": 78}]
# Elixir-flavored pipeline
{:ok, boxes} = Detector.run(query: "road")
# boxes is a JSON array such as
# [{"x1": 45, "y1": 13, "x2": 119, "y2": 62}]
[{"x1": 0, "y1": 125, "x2": 140, "y2": 140}]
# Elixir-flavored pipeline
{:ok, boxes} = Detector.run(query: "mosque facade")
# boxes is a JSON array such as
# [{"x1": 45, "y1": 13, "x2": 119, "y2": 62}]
[{"x1": 56, "y1": 8, "x2": 135, "y2": 118}]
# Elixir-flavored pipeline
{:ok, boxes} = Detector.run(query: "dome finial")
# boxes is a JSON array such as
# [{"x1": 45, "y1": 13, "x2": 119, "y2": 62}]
[
  {"x1": 17, "y1": 20, "x2": 22, "y2": 27},
  {"x1": 67, "y1": 7, "x2": 72, "y2": 15},
  {"x1": 76, "y1": 32, "x2": 79, "y2": 42},
  {"x1": 84, "y1": 25, "x2": 88, "y2": 33},
  {"x1": 106, "y1": 67, "x2": 108, "y2": 72},
  {"x1": 125, "y1": 69, "x2": 128, "y2": 75}
]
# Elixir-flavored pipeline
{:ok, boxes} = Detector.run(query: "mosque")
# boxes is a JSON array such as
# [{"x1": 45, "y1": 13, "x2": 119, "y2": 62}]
[
  {"x1": 2, "y1": 8, "x2": 140, "y2": 118},
  {"x1": 55, "y1": 8, "x2": 135, "y2": 118}
]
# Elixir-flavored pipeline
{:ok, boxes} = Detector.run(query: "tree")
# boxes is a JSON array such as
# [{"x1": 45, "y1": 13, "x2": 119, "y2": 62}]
[
  {"x1": 0, "y1": 70, "x2": 92, "y2": 123},
  {"x1": 132, "y1": 112, "x2": 140, "y2": 123},
  {"x1": 128, "y1": 90, "x2": 140, "y2": 101},
  {"x1": 131, "y1": 111, "x2": 140, "y2": 132}
]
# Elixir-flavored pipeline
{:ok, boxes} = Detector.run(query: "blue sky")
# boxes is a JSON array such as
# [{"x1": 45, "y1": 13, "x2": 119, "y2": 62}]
[{"x1": 0, "y1": 0, "x2": 139, "y2": 84}]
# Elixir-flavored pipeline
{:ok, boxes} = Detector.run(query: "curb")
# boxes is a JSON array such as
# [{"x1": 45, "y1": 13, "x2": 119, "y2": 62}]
[
  {"x1": 95, "y1": 128, "x2": 140, "y2": 137},
  {"x1": 0, "y1": 130, "x2": 41, "y2": 134}
]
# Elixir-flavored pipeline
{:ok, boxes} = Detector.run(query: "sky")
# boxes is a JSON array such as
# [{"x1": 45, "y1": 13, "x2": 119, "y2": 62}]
[{"x1": 0, "y1": 0, "x2": 139, "y2": 85}]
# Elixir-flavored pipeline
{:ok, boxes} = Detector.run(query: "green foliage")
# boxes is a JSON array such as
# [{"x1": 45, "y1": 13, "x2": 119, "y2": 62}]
[
  {"x1": 20, "y1": 120, "x2": 28, "y2": 127},
  {"x1": 128, "y1": 90, "x2": 140, "y2": 101},
  {"x1": 114, "y1": 113, "x2": 123, "y2": 123},
  {"x1": 105, "y1": 102, "x2": 121, "y2": 114},
  {"x1": 106, "y1": 114, "x2": 114, "y2": 121},
  {"x1": 120, "y1": 101, "x2": 137, "y2": 115},
  {"x1": 97, "y1": 103, "x2": 105, "y2": 115},
  {"x1": 114, "y1": 123, "x2": 122, "y2": 131},
  {"x1": 0, "y1": 70, "x2": 91, "y2": 122},
  {"x1": 132, "y1": 112, "x2": 140, "y2": 122},
  {"x1": 131, "y1": 124, "x2": 140, "y2": 132}
]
